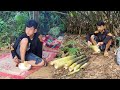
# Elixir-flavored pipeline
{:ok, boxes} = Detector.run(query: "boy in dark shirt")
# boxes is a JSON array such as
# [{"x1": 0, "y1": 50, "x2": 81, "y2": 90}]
[
  {"x1": 86, "y1": 21, "x2": 113, "y2": 56},
  {"x1": 11, "y1": 20, "x2": 46, "y2": 67}
]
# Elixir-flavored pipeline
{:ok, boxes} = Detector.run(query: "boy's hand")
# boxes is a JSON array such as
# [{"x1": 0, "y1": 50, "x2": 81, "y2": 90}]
[
  {"x1": 21, "y1": 60, "x2": 25, "y2": 63},
  {"x1": 97, "y1": 42, "x2": 103, "y2": 46},
  {"x1": 87, "y1": 41, "x2": 92, "y2": 46},
  {"x1": 13, "y1": 56, "x2": 20, "y2": 67}
]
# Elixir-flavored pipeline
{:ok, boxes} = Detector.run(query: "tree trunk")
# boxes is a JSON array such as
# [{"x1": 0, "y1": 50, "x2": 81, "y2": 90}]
[
  {"x1": 33, "y1": 11, "x2": 39, "y2": 22},
  {"x1": 33, "y1": 11, "x2": 40, "y2": 33}
]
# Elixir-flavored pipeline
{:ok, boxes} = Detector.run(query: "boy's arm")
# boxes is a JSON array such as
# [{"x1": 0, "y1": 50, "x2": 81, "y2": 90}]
[
  {"x1": 11, "y1": 35, "x2": 23, "y2": 59},
  {"x1": 11, "y1": 48, "x2": 17, "y2": 59},
  {"x1": 11, "y1": 42, "x2": 18, "y2": 59}
]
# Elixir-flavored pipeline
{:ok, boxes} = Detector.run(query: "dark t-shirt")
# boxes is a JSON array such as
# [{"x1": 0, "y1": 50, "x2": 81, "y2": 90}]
[{"x1": 11, "y1": 32, "x2": 42, "y2": 59}]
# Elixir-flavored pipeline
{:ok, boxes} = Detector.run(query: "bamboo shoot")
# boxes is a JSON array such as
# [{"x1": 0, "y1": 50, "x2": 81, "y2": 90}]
[
  {"x1": 49, "y1": 55, "x2": 76, "y2": 65},
  {"x1": 74, "y1": 60, "x2": 88, "y2": 71},
  {"x1": 69, "y1": 57, "x2": 88, "y2": 71},
  {"x1": 80, "y1": 62, "x2": 89, "y2": 69},
  {"x1": 68, "y1": 68, "x2": 80, "y2": 75},
  {"x1": 89, "y1": 45, "x2": 100, "y2": 53},
  {"x1": 64, "y1": 55, "x2": 86, "y2": 69}
]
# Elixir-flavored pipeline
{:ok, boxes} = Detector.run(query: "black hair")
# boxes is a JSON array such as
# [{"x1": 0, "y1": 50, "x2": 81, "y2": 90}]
[
  {"x1": 96, "y1": 21, "x2": 105, "y2": 26},
  {"x1": 25, "y1": 20, "x2": 38, "y2": 29}
]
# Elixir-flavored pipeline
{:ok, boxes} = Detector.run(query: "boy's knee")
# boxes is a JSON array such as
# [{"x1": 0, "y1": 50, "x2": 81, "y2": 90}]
[
  {"x1": 41, "y1": 60, "x2": 45, "y2": 66},
  {"x1": 20, "y1": 38, "x2": 28, "y2": 45}
]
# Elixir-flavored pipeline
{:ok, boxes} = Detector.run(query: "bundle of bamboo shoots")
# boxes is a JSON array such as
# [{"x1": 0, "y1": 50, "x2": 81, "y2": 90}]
[{"x1": 49, "y1": 51, "x2": 89, "y2": 75}]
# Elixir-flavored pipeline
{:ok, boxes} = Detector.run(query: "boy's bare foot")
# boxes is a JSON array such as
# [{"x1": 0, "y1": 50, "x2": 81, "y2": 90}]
[{"x1": 104, "y1": 51, "x2": 109, "y2": 57}]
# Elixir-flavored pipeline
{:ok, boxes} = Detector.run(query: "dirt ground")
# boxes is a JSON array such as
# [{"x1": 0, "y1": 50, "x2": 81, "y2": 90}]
[{"x1": 26, "y1": 66, "x2": 54, "y2": 79}]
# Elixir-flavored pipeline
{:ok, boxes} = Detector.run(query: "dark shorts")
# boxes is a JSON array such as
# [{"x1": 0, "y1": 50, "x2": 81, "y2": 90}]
[
  {"x1": 93, "y1": 35, "x2": 111, "y2": 51},
  {"x1": 16, "y1": 44, "x2": 42, "y2": 64}
]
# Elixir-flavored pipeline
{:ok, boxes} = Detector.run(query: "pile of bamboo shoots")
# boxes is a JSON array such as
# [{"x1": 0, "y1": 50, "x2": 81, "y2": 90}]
[{"x1": 49, "y1": 52, "x2": 89, "y2": 75}]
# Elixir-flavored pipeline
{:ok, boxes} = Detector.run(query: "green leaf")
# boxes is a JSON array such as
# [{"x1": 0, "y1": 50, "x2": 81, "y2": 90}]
[{"x1": 68, "y1": 48, "x2": 79, "y2": 55}]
